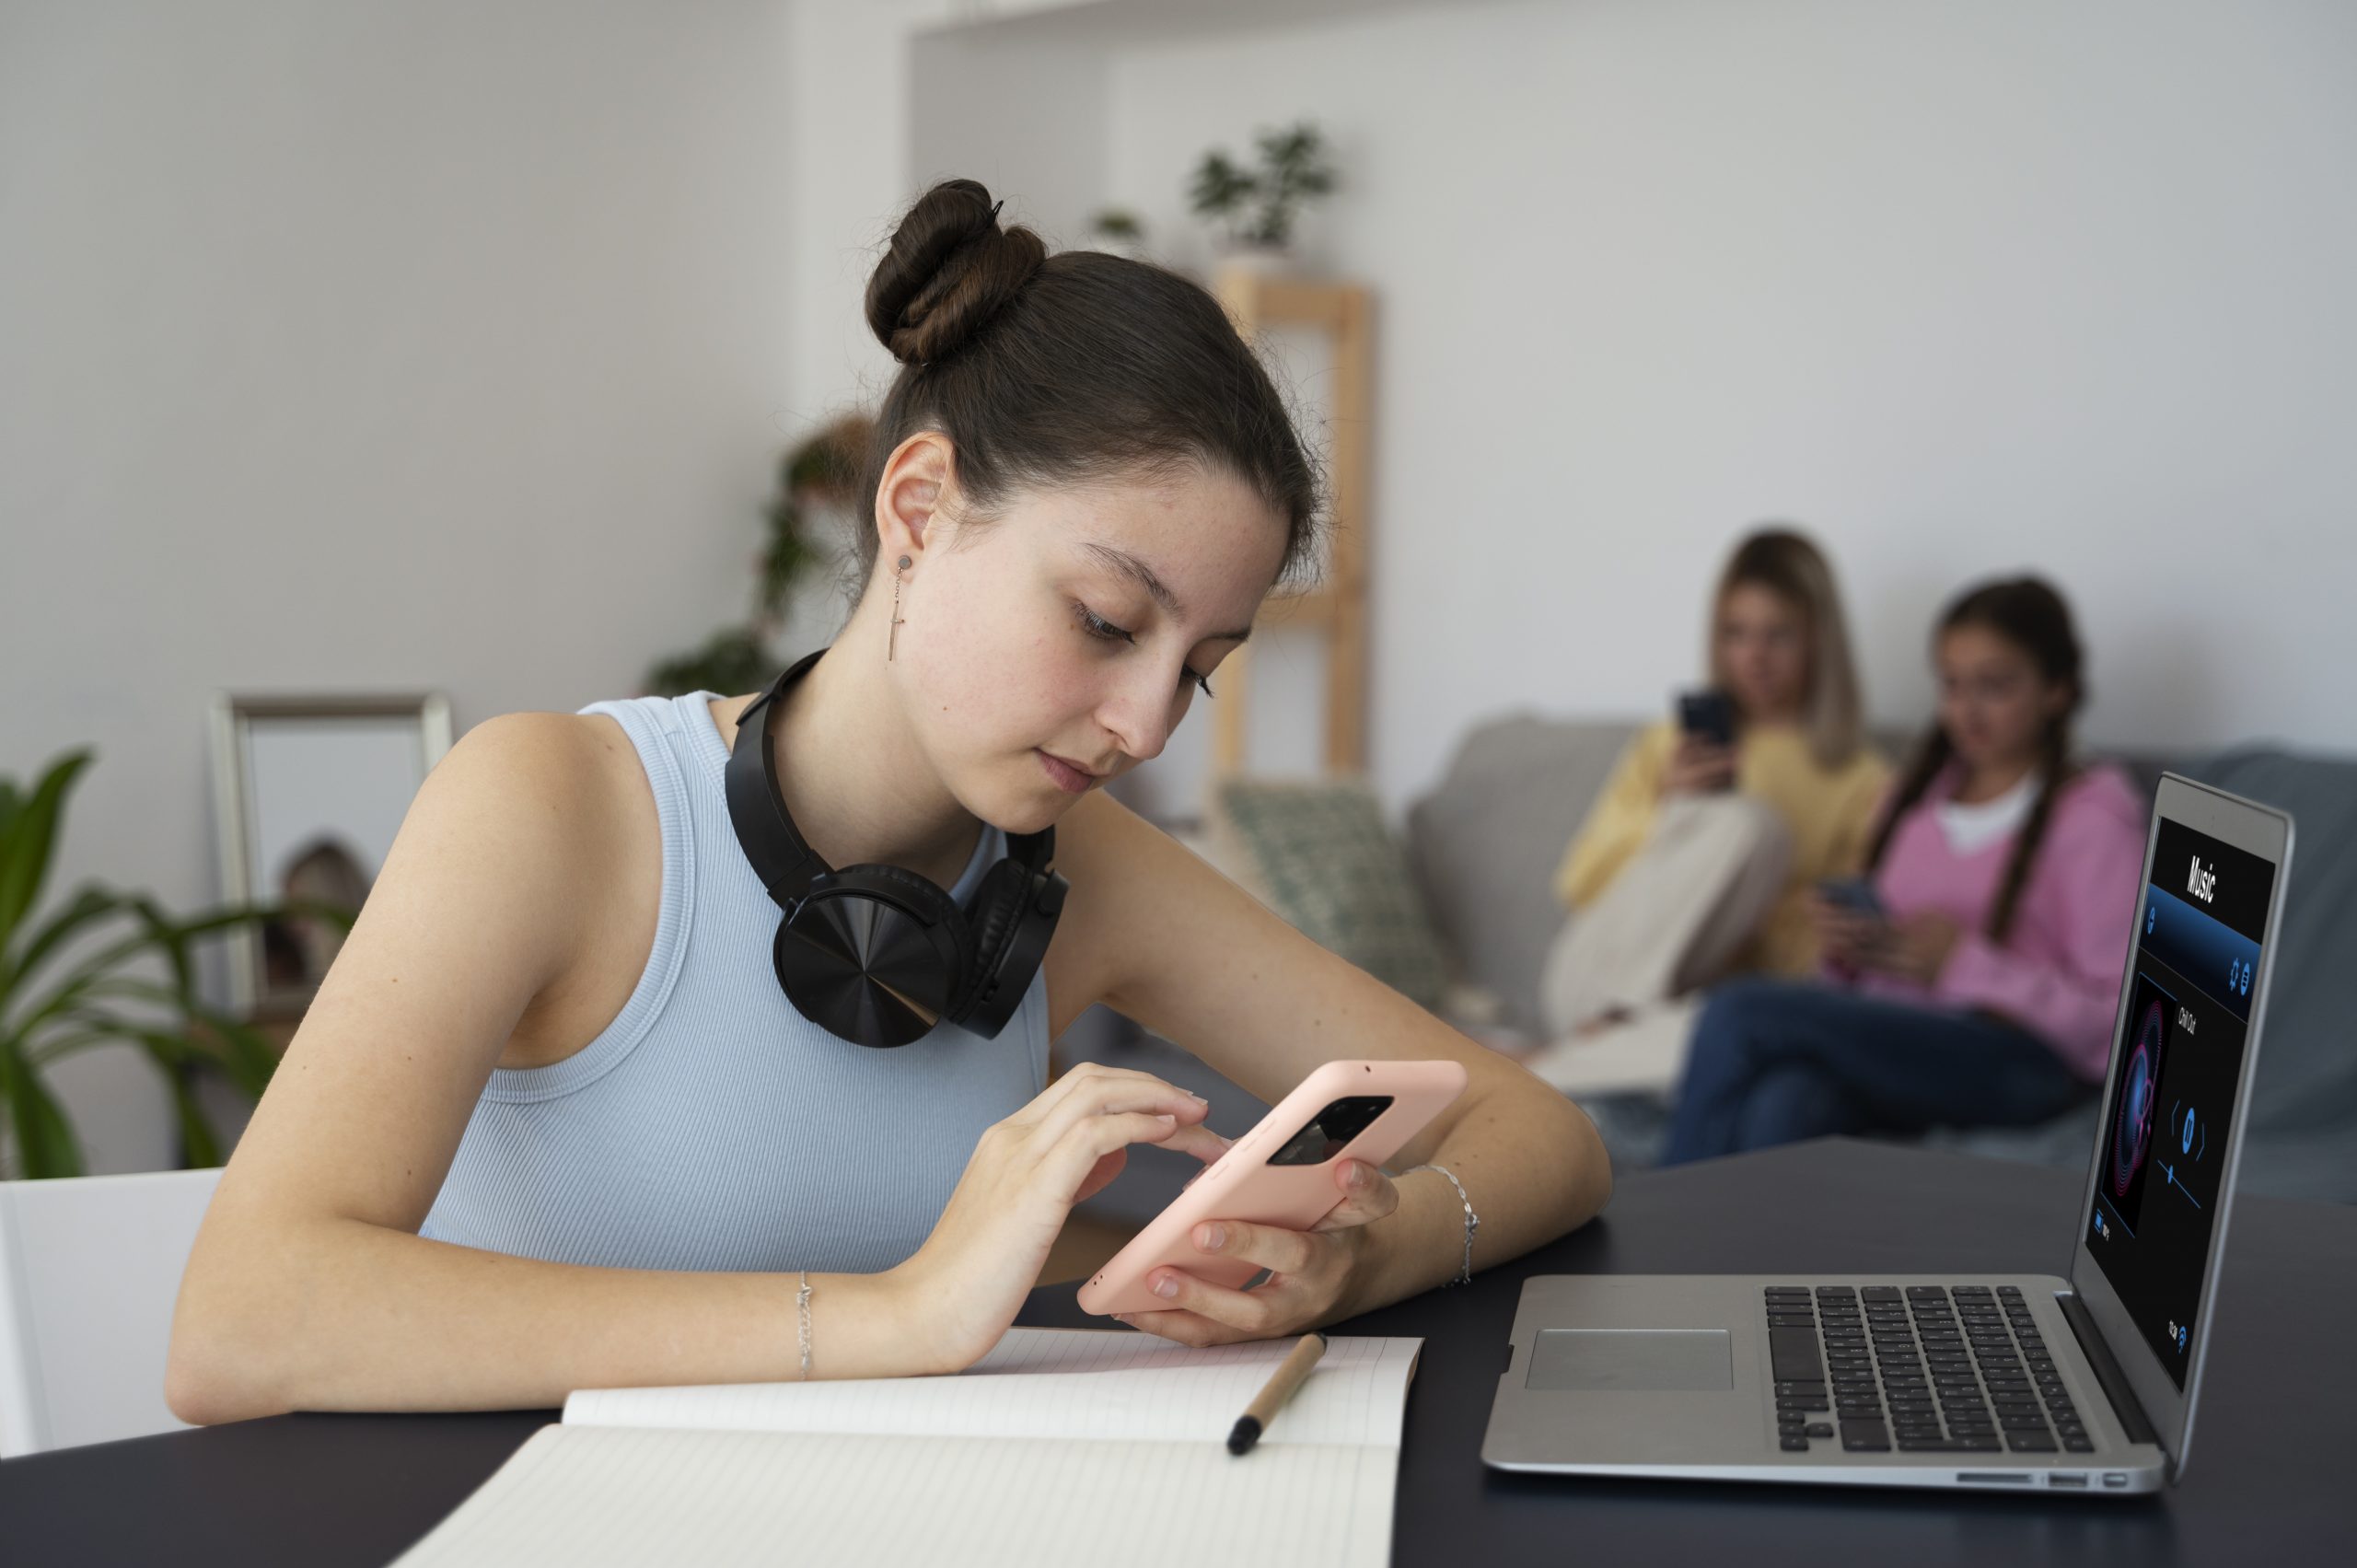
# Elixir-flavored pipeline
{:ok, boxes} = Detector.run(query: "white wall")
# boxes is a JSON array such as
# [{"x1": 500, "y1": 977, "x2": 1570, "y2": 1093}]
[
  {"x1": 870, "y1": 0, "x2": 2357, "y2": 814},
  {"x1": 16, "y1": 0, "x2": 2352, "y2": 1167},
  {"x1": 777, "y1": 0, "x2": 956, "y2": 448},
  {"x1": 1, "y1": 0, "x2": 799, "y2": 1171},
  {"x1": 1104, "y1": 0, "x2": 2357, "y2": 805}
]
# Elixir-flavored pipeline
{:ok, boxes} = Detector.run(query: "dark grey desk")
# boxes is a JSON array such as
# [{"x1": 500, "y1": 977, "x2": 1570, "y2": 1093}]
[{"x1": 5, "y1": 1140, "x2": 2347, "y2": 1565}]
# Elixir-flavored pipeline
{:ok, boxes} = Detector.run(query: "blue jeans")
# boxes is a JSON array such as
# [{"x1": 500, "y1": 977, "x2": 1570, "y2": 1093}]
[{"x1": 1661, "y1": 978, "x2": 2091, "y2": 1165}]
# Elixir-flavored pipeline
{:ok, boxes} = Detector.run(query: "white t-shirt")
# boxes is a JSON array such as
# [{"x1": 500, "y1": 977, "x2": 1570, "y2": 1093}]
[{"x1": 1933, "y1": 770, "x2": 2041, "y2": 857}]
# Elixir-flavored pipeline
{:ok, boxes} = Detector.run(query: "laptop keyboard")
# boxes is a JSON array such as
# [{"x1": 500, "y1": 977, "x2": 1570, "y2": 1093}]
[{"x1": 1764, "y1": 1284, "x2": 2096, "y2": 1456}]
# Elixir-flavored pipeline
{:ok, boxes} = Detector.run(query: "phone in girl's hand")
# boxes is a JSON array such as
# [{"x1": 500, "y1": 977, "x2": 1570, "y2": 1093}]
[
  {"x1": 1076, "y1": 1059, "x2": 1468, "y2": 1318},
  {"x1": 1817, "y1": 876, "x2": 1889, "y2": 923}
]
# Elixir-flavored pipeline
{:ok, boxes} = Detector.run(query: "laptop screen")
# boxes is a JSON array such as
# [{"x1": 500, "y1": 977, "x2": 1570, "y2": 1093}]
[{"x1": 2082, "y1": 812, "x2": 2277, "y2": 1388}]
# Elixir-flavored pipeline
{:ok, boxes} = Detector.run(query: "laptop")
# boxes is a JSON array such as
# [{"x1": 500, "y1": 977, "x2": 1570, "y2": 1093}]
[{"x1": 1481, "y1": 772, "x2": 2293, "y2": 1494}]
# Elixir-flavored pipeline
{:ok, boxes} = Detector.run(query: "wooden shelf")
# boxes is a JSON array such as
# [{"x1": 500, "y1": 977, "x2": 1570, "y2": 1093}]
[{"x1": 1208, "y1": 263, "x2": 1373, "y2": 780}]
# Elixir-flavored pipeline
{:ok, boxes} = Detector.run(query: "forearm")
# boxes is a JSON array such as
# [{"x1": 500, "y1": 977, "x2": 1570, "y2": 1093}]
[
  {"x1": 1340, "y1": 1070, "x2": 1610, "y2": 1318},
  {"x1": 168, "y1": 1214, "x2": 931, "y2": 1424}
]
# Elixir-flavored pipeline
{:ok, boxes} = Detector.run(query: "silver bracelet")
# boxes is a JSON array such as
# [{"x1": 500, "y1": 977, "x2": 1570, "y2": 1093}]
[
  {"x1": 796, "y1": 1270, "x2": 814, "y2": 1380},
  {"x1": 1407, "y1": 1164, "x2": 1480, "y2": 1286}
]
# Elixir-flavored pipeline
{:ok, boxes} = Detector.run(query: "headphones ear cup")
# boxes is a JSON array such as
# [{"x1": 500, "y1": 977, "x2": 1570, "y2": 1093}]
[
  {"x1": 773, "y1": 868, "x2": 970, "y2": 1048},
  {"x1": 958, "y1": 861, "x2": 1032, "y2": 1016},
  {"x1": 957, "y1": 865, "x2": 1066, "y2": 1039}
]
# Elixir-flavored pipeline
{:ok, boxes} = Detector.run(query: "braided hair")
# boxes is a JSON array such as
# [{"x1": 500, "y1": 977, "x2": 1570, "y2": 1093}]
[{"x1": 1864, "y1": 577, "x2": 2085, "y2": 942}]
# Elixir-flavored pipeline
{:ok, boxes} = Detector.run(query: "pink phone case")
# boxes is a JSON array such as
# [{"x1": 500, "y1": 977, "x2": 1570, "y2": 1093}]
[{"x1": 1075, "y1": 1059, "x2": 1469, "y2": 1317}]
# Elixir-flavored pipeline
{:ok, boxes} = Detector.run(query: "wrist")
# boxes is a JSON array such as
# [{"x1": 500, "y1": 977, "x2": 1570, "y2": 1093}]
[
  {"x1": 1341, "y1": 1167, "x2": 1456, "y2": 1318},
  {"x1": 878, "y1": 1253, "x2": 972, "y2": 1376}
]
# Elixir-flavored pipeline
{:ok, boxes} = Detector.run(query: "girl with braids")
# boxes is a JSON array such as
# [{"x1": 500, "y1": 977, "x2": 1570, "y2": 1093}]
[
  {"x1": 1660, "y1": 577, "x2": 2145, "y2": 1163},
  {"x1": 168, "y1": 180, "x2": 1608, "y2": 1423}
]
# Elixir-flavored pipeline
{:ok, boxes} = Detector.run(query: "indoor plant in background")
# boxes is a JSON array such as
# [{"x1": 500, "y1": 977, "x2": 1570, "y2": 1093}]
[
  {"x1": 0, "y1": 749, "x2": 308, "y2": 1179},
  {"x1": 1084, "y1": 207, "x2": 1150, "y2": 261},
  {"x1": 644, "y1": 413, "x2": 872, "y2": 697},
  {"x1": 1188, "y1": 121, "x2": 1339, "y2": 266}
]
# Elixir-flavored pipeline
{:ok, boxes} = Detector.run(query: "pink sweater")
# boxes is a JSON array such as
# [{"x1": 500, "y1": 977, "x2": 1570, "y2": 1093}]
[{"x1": 1844, "y1": 764, "x2": 2146, "y2": 1081}]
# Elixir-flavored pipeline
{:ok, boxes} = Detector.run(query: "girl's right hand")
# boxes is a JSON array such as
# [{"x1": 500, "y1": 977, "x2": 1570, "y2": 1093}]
[
  {"x1": 1809, "y1": 890, "x2": 1886, "y2": 972},
  {"x1": 892, "y1": 1064, "x2": 1226, "y2": 1373}
]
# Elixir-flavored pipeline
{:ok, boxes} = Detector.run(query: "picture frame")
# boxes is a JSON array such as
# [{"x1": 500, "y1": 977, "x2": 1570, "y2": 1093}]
[{"x1": 208, "y1": 691, "x2": 453, "y2": 1018}]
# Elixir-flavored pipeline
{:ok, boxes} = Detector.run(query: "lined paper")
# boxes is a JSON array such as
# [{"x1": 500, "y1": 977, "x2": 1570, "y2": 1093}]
[
  {"x1": 563, "y1": 1329, "x2": 1421, "y2": 1448},
  {"x1": 393, "y1": 1330, "x2": 1420, "y2": 1568},
  {"x1": 395, "y1": 1428, "x2": 1399, "y2": 1568}
]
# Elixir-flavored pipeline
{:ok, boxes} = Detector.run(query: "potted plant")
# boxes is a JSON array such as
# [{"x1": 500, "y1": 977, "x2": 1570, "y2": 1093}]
[
  {"x1": 1084, "y1": 207, "x2": 1149, "y2": 261},
  {"x1": 3, "y1": 750, "x2": 313, "y2": 1178},
  {"x1": 1188, "y1": 121, "x2": 1339, "y2": 266}
]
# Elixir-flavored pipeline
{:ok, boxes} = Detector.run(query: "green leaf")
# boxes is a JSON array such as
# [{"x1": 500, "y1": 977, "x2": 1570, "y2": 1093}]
[
  {"x1": 127, "y1": 894, "x2": 194, "y2": 997},
  {"x1": 185, "y1": 1006, "x2": 280, "y2": 1099},
  {"x1": 21, "y1": 1027, "x2": 117, "y2": 1069},
  {"x1": 1, "y1": 883, "x2": 129, "y2": 1000},
  {"x1": 171, "y1": 1074, "x2": 224, "y2": 1168},
  {"x1": 5, "y1": 899, "x2": 283, "y2": 1042},
  {"x1": 115, "y1": 1030, "x2": 223, "y2": 1168},
  {"x1": 0, "y1": 750, "x2": 93, "y2": 958},
  {"x1": 5, "y1": 1051, "x2": 85, "y2": 1179}
]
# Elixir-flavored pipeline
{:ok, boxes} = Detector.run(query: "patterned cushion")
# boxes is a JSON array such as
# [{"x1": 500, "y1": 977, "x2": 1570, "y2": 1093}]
[{"x1": 1208, "y1": 778, "x2": 1450, "y2": 1013}]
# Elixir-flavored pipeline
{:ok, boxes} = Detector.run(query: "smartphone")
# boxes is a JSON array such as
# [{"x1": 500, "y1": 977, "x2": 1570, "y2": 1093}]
[
  {"x1": 1075, "y1": 1059, "x2": 1469, "y2": 1318},
  {"x1": 1817, "y1": 876, "x2": 1889, "y2": 922},
  {"x1": 1676, "y1": 688, "x2": 1736, "y2": 749}
]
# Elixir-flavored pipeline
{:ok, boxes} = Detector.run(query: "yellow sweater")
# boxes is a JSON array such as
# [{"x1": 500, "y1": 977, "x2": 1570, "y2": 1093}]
[{"x1": 1551, "y1": 721, "x2": 1891, "y2": 978}]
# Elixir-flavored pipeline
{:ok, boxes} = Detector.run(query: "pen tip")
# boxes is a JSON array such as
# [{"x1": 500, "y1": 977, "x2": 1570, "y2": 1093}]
[{"x1": 1226, "y1": 1416, "x2": 1260, "y2": 1456}]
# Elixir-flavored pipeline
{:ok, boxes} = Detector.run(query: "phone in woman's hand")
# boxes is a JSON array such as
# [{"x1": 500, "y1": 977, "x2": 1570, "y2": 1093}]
[{"x1": 1676, "y1": 688, "x2": 1736, "y2": 748}]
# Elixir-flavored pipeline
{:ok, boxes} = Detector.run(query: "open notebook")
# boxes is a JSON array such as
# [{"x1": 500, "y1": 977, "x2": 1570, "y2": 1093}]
[{"x1": 393, "y1": 1328, "x2": 1424, "y2": 1568}]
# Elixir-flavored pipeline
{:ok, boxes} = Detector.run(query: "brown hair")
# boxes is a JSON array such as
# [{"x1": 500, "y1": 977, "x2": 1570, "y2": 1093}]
[
  {"x1": 1708, "y1": 527, "x2": 1865, "y2": 769},
  {"x1": 853, "y1": 179, "x2": 1319, "y2": 585},
  {"x1": 1864, "y1": 575, "x2": 2086, "y2": 941}
]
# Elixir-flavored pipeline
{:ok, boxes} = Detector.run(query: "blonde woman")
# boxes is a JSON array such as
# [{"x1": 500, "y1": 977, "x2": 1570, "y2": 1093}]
[{"x1": 1538, "y1": 528, "x2": 1888, "y2": 1051}]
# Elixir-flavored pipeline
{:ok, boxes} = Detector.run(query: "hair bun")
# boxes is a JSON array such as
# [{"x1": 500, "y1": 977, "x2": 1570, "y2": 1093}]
[{"x1": 865, "y1": 179, "x2": 1049, "y2": 366}]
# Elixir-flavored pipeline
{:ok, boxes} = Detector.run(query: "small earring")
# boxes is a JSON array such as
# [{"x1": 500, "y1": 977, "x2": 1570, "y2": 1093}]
[{"x1": 889, "y1": 554, "x2": 911, "y2": 661}]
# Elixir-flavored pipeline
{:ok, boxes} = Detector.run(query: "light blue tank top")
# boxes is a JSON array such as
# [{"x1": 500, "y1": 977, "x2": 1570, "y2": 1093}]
[{"x1": 418, "y1": 691, "x2": 1051, "y2": 1274}]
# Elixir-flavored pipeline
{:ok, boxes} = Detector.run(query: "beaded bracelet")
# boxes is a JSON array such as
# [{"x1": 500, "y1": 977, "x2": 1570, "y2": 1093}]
[{"x1": 1406, "y1": 1164, "x2": 1480, "y2": 1286}]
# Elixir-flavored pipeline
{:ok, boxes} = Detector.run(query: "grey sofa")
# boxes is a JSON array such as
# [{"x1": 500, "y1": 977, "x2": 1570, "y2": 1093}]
[{"x1": 1402, "y1": 715, "x2": 2357, "y2": 1204}]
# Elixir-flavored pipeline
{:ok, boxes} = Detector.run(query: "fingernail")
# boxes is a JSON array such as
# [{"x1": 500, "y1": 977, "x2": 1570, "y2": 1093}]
[
  {"x1": 1187, "y1": 1092, "x2": 1208, "y2": 1107},
  {"x1": 1152, "y1": 1273, "x2": 1179, "y2": 1299},
  {"x1": 1197, "y1": 1223, "x2": 1226, "y2": 1251},
  {"x1": 1348, "y1": 1161, "x2": 1371, "y2": 1189},
  {"x1": 1152, "y1": 1114, "x2": 1176, "y2": 1130}
]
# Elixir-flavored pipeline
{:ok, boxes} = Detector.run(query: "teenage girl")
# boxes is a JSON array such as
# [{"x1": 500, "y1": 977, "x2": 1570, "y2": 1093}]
[
  {"x1": 1661, "y1": 577, "x2": 2144, "y2": 1162},
  {"x1": 168, "y1": 180, "x2": 1611, "y2": 1421}
]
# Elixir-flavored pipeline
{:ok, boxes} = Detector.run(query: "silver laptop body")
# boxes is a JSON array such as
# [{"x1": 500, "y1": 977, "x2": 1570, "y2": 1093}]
[{"x1": 1482, "y1": 772, "x2": 2294, "y2": 1494}]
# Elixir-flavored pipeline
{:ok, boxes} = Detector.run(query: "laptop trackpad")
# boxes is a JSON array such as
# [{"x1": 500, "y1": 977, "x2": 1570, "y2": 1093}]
[{"x1": 1526, "y1": 1329, "x2": 1734, "y2": 1392}]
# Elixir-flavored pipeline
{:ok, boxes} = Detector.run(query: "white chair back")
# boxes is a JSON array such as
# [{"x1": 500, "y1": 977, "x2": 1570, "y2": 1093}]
[{"x1": 0, "y1": 1166, "x2": 223, "y2": 1456}]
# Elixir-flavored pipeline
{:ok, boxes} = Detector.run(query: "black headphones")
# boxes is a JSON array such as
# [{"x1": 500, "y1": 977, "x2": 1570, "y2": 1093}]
[{"x1": 723, "y1": 647, "x2": 1068, "y2": 1048}]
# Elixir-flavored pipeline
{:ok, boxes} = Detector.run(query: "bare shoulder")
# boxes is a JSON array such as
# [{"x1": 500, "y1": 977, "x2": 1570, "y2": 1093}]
[
  {"x1": 200, "y1": 707, "x2": 653, "y2": 1239},
  {"x1": 422, "y1": 711, "x2": 623, "y2": 868},
  {"x1": 307, "y1": 705, "x2": 656, "y2": 1037}
]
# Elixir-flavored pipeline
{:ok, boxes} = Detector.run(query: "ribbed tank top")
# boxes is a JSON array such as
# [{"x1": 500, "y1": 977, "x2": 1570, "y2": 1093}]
[{"x1": 418, "y1": 691, "x2": 1051, "y2": 1274}]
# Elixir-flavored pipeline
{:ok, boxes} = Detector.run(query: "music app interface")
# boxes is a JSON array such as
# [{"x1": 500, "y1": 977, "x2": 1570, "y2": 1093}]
[{"x1": 2084, "y1": 818, "x2": 2275, "y2": 1388}]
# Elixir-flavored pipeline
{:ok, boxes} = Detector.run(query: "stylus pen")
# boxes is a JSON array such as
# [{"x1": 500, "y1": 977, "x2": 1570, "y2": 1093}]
[{"x1": 1226, "y1": 1332, "x2": 1329, "y2": 1456}]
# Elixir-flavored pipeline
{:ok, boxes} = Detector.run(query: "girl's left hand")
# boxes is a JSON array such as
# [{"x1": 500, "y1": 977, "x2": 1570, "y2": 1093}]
[
  {"x1": 1110, "y1": 1158, "x2": 1400, "y2": 1346},
  {"x1": 1870, "y1": 910, "x2": 1965, "y2": 986}
]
